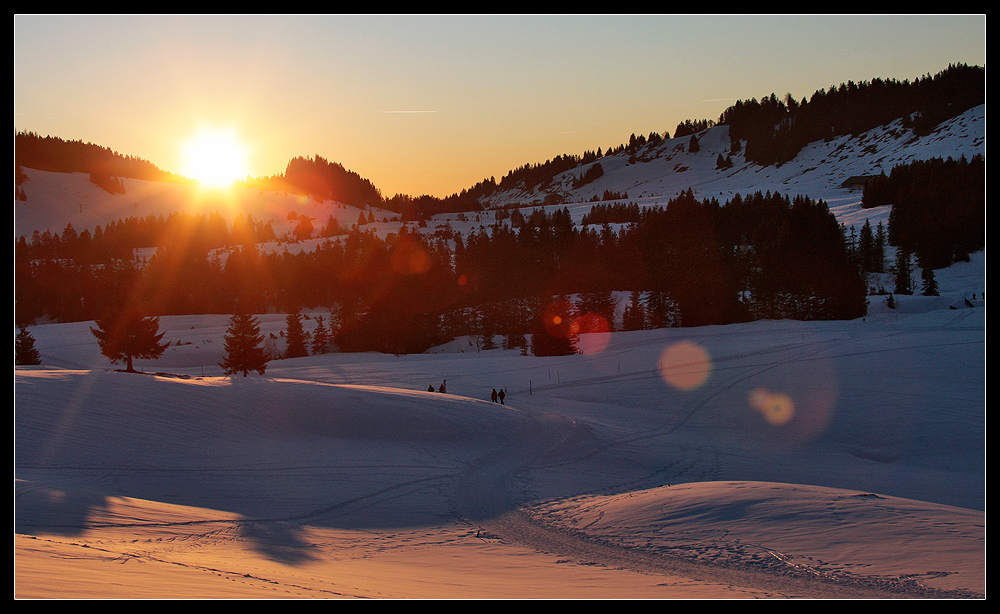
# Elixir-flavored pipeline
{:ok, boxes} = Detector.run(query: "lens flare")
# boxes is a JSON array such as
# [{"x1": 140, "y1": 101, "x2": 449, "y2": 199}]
[
  {"x1": 749, "y1": 387, "x2": 796, "y2": 425},
  {"x1": 542, "y1": 299, "x2": 576, "y2": 338},
  {"x1": 658, "y1": 340, "x2": 712, "y2": 391},
  {"x1": 742, "y1": 326, "x2": 841, "y2": 447},
  {"x1": 389, "y1": 238, "x2": 432, "y2": 275},
  {"x1": 572, "y1": 312, "x2": 613, "y2": 355}
]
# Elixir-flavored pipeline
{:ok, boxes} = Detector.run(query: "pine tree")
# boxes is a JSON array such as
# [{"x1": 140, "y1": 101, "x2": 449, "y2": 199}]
[
  {"x1": 480, "y1": 328, "x2": 497, "y2": 351},
  {"x1": 643, "y1": 290, "x2": 677, "y2": 329},
  {"x1": 90, "y1": 305, "x2": 169, "y2": 372},
  {"x1": 529, "y1": 298, "x2": 578, "y2": 357},
  {"x1": 219, "y1": 313, "x2": 269, "y2": 376},
  {"x1": 283, "y1": 311, "x2": 309, "y2": 358},
  {"x1": 621, "y1": 290, "x2": 647, "y2": 331},
  {"x1": 15, "y1": 326, "x2": 42, "y2": 365},
  {"x1": 875, "y1": 222, "x2": 887, "y2": 273},
  {"x1": 920, "y1": 267, "x2": 940, "y2": 296},
  {"x1": 311, "y1": 315, "x2": 331, "y2": 354},
  {"x1": 575, "y1": 291, "x2": 618, "y2": 331},
  {"x1": 858, "y1": 219, "x2": 876, "y2": 272},
  {"x1": 894, "y1": 248, "x2": 914, "y2": 295}
]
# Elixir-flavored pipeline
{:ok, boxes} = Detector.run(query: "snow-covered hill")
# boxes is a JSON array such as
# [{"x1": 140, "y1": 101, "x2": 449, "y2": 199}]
[
  {"x1": 15, "y1": 279, "x2": 985, "y2": 598},
  {"x1": 499, "y1": 103, "x2": 985, "y2": 210},
  {"x1": 15, "y1": 104, "x2": 985, "y2": 244},
  {"x1": 14, "y1": 105, "x2": 985, "y2": 599}
]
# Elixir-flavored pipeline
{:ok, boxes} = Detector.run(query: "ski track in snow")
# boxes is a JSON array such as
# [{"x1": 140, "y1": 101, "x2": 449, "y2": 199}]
[
  {"x1": 450, "y1": 378, "x2": 980, "y2": 598},
  {"x1": 15, "y1": 104, "x2": 985, "y2": 598},
  {"x1": 14, "y1": 313, "x2": 985, "y2": 598}
]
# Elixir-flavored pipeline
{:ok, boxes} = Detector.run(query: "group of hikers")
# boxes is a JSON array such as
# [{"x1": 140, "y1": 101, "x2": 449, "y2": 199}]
[{"x1": 426, "y1": 380, "x2": 507, "y2": 405}]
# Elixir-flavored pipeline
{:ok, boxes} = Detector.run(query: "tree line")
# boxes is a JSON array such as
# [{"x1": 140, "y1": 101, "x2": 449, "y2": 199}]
[
  {"x1": 18, "y1": 211, "x2": 277, "y2": 264},
  {"x1": 17, "y1": 64, "x2": 981, "y2": 223},
  {"x1": 15, "y1": 131, "x2": 188, "y2": 186},
  {"x1": 238, "y1": 155, "x2": 383, "y2": 211},
  {"x1": 17, "y1": 190, "x2": 881, "y2": 356},
  {"x1": 718, "y1": 63, "x2": 984, "y2": 167},
  {"x1": 862, "y1": 155, "x2": 984, "y2": 270}
]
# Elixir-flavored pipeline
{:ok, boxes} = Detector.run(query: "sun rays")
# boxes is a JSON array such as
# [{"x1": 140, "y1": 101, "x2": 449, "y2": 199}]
[{"x1": 180, "y1": 127, "x2": 250, "y2": 188}]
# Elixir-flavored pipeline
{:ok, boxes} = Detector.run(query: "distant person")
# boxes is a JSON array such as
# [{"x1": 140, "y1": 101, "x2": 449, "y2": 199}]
[
  {"x1": 428, "y1": 384, "x2": 435, "y2": 392},
  {"x1": 491, "y1": 389, "x2": 498, "y2": 403},
  {"x1": 440, "y1": 379, "x2": 447, "y2": 393},
  {"x1": 498, "y1": 389, "x2": 505, "y2": 405}
]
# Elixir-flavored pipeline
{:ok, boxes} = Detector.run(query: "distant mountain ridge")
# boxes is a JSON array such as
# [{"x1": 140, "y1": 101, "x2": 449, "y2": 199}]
[{"x1": 15, "y1": 64, "x2": 985, "y2": 239}]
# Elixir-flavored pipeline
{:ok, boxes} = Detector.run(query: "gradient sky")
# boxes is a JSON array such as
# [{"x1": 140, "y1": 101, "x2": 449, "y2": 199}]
[{"x1": 14, "y1": 14, "x2": 986, "y2": 199}]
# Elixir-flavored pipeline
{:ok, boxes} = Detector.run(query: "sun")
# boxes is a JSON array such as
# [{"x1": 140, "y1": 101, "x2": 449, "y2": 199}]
[{"x1": 181, "y1": 128, "x2": 250, "y2": 188}]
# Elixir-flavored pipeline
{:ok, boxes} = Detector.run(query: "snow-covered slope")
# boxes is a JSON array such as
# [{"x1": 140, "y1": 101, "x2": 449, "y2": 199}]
[
  {"x1": 15, "y1": 105, "x2": 985, "y2": 242},
  {"x1": 473, "y1": 103, "x2": 985, "y2": 215},
  {"x1": 15, "y1": 278, "x2": 985, "y2": 597},
  {"x1": 14, "y1": 105, "x2": 985, "y2": 599}
]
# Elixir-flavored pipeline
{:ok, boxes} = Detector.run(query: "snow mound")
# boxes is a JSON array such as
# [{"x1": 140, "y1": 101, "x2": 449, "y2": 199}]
[
  {"x1": 529, "y1": 480, "x2": 985, "y2": 595},
  {"x1": 15, "y1": 369, "x2": 526, "y2": 450}
]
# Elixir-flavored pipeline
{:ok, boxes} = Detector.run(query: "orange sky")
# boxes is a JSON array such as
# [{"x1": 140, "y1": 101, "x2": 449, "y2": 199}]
[{"x1": 14, "y1": 14, "x2": 985, "y2": 198}]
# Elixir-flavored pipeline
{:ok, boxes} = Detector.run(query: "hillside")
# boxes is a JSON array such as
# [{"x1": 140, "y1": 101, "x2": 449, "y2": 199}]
[
  {"x1": 15, "y1": 77, "x2": 986, "y2": 599},
  {"x1": 14, "y1": 103, "x2": 985, "y2": 243},
  {"x1": 15, "y1": 267, "x2": 985, "y2": 597}
]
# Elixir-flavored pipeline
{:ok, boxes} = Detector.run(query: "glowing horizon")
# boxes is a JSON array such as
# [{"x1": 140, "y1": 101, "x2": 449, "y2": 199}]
[{"x1": 14, "y1": 15, "x2": 986, "y2": 199}]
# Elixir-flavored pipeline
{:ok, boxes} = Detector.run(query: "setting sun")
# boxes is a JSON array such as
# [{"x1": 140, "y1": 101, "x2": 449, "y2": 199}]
[{"x1": 181, "y1": 128, "x2": 250, "y2": 188}]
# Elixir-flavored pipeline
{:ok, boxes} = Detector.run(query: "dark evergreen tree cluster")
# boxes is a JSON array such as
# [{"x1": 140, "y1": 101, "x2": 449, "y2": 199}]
[
  {"x1": 673, "y1": 119, "x2": 716, "y2": 139},
  {"x1": 15, "y1": 131, "x2": 188, "y2": 184},
  {"x1": 599, "y1": 189, "x2": 628, "y2": 201},
  {"x1": 529, "y1": 298, "x2": 579, "y2": 357},
  {"x1": 497, "y1": 153, "x2": 588, "y2": 193},
  {"x1": 243, "y1": 155, "x2": 383, "y2": 210},
  {"x1": 18, "y1": 188, "x2": 875, "y2": 356},
  {"x1": 89, "y1": 173, "x2": 126, "y2": 194},
  {"x1": 862, "y1": 155, "x2": 984, "y2": 270},
  {"x1": 16, "y1": 212, "x2": 275, "y2": 264},
  {"x1": 571, "y1": 162, "x2": 604, "y2": 188},
  {"x1": 852, "y1": 219, "x2": 888, "y2": 278},
  {"x1": 718, "y1": 192, "x2": 869, "y2": 320},
  {"x1": 19, "y1": 64, "x2": 984, "y2": 353},
  {"x1": 581, "y1": 202, "x2": 642, "y2": 225},
  {"x1": 718, "y1": 64, "x2": 984, "y2": 166}
]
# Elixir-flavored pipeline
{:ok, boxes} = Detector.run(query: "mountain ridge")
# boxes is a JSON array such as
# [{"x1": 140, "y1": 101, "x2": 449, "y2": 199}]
[{"x1": 15, "y1": 102, "x2": 985, "y2": 241}]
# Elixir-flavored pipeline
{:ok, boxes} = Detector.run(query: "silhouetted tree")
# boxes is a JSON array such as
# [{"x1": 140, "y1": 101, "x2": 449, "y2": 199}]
[
  {"x1": 311, "y1": 315, "x2": 332, "y2": 354},
  {"x1": 621, "y1": 290, "x2": 647, "y2": 331},
  {"x1": 529, "y1": 298, "x2": 578, "y2": 357},
  {"x1": 894, "y1": 248, "x2": 914, "y2": 295},
  {"x1": 15, "y1": 326, "x2": 42, "y2": 365},
  {"x1": 920, "y1": 266, "x2": 940, "y2": 297},
  {"x1": 575, "y1": 291, "x2": 618, "y2": 331},
  {"x1": 90, "y1": 305, "x2": 169, "y2": 372},
  {"x1": 219, "y1": 312, "x2": 269, "y2": 376},
  {"x1": 283, "y1": 311, "x2": 309, "y2": 358}
]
